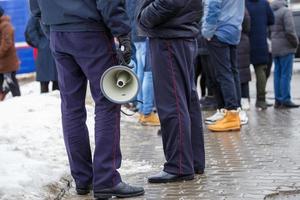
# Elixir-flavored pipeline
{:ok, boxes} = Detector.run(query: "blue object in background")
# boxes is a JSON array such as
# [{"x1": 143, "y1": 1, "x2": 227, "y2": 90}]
[{"x1": 0, "y1": 0, "x2": 35, "y2": 74}]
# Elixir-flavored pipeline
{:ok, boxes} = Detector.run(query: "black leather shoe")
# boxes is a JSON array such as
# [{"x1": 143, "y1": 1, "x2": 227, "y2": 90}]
[
  {"x1": 148, "y1": 171, "x2": 194, "y2": 183},
  {"x1": 281, "y1": 101, "x2": 300, "y2": 108},
  {"x1": 76, "y1": 185, "x2": 92, "y2": 195},
  {"x1": 194, "y1": 168, "x2": 205, "y2": 175},
  {"x1": 94, "y1": 182, "x2": 144, "y2": 199},
  {"x1": 274, "y1": 101, "x2": 282, "y2": 109}
]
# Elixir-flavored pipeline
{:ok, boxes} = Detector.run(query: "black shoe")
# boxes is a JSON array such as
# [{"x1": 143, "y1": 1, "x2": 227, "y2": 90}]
[
  {"x1": 76, "y1": 185, "x2": 92, "y2": 195},
  {"x1": 255, "y1": 101, "x2": 268, "y2": 110},
  {"x1": 194, "y1": 168, "x2": 205, "y2": 175},
  {"x1": 274, "y1": 101, "x2": 282, "y2": 109},
  {"x1": 148, "y1": 171, "x2": 194, "y2": 183},
  {"x1": 281, "y1": 101, "x2": 300, "y2": 108},
  {"x1": 94, "y1": 182, "x2": 144, "y2": 199}
]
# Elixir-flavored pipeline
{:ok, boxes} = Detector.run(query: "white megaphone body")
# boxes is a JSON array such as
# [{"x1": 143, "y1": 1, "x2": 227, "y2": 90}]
[{"x1": 100, "y1": 65, "x2": 140, "y2": 104}]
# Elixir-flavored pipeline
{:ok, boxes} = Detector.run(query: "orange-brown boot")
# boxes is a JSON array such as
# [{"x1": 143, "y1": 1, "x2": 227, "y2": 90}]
[
  {"x1": 138, "y1": 114, "x2": 144, "y2": 123},
  {"x1": 207, "y1": 110, "x2": 241, "y2": 132},
  {"x1": 140, "y1": 112, "x2": 160, "y2": 126}
]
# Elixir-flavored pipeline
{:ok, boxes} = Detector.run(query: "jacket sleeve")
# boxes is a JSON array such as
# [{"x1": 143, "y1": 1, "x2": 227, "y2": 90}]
[
  {"x1": 283, "y1": 9, "x2": 299, "y2": 48},
  {"x1": 96, "y1": 0, "x2": 131, "y2": 37},
  {"x1": 266, "y1": 1, "x2": 275, "y2": 26},
  {"x1": 242, "y1": 9, "x2": 251, "y2": 34},
  {"x1": 29, "y1": 0, "x2": 50, "y2": 38},
  {"x1": 29, "y1": 0, "x2": 41, "y2": 19},
  {"x1": 138, "y1": 0, "x2": 185, "y2": 29},
  {"x1": 201, "y1": 0, "x2": 222, "y2": 39},
  {"x1": 25, "y1": 17, "x2": 42, "y2": 48}
]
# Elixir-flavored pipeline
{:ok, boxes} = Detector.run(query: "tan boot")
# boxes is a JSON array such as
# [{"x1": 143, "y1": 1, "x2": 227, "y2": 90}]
[
  {"x1": 138, "y1": 114, "x2": 144, "y2": 123},
  {"x1": 140, "y1": 112, "x2": 160, "y2": 126},
  {"x1": 207, "y1": 110, "x2": 241, "y2": 132}
]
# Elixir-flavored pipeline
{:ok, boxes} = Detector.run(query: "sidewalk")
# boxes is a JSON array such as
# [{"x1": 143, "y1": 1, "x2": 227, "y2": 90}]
[
  {"x1": 1, "y1": 68, "x2": 300, "y2": 200},
  {"x1": 60, "y1": 74, "x2": 300, "y2": 200}
]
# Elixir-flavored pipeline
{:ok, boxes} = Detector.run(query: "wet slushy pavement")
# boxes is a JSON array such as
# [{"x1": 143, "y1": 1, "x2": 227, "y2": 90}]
[{"x1": 53, "y1": 71, "x2": 300, "y2": 200}]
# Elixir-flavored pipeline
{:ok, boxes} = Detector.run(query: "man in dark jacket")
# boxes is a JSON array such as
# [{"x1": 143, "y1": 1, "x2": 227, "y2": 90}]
[
  {"x1": 246, "y1": 0, "x2": 275, "y2": 109},
  {"x1": 137, "y1": 0, "x2": 205, "y2": 183},
  {"x1": 29, "y1": 0, "x2": 145, "y2": 199},
  {"x1": 270, "y1": 0, "x2": 299, "y2": 108}
]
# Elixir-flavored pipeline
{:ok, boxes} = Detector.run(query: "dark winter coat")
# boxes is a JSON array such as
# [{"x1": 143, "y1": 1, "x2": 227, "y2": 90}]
[
  {"x1": 126, "y1": 0, "x2": 146, "y2": 42},
  {"x1": 0, "y1": 16, "x2": 19, "y2": 73},
  {"x1": 137, "y1": 0, "x2": 202, "y2": 38},
  {"x1": 29, "y1": 0, "x2": 131, "y2": 37},
  {"x1": 246, "y1": 0, "x2": 275, "y2": 65},
  {"x1": 270, "y1": 0, "x2": 299, "y2": 57},
  {"x1": 197, "y1": 2, "x2": 208, "y2": 55},
  {"x1": 237, "y1": 9, "x2": 251, "y2": 83},
  {"x1": 0, "y1": 6, "x2": 4, "y2": 17},
  {"x1": 25, "y1": 17, "x2": 57, "y2": 82}
]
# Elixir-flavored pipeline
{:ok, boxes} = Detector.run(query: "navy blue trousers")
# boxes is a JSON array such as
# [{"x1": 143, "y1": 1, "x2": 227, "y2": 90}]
[
  {"x1": 207, "y1": 37, "x2": 241, "y2": 110},
  {"x1": 149, "y1": 38, "x2": 205, "y2": 175},
  {"x1": 50, "y1": 32, "x2": 122, "y2": 190}
]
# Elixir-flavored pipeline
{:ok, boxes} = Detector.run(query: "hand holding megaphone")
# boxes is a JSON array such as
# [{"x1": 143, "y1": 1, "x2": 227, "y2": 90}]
[{"x1": 117, "y1": 34, "x2": 132, "y2": 65}]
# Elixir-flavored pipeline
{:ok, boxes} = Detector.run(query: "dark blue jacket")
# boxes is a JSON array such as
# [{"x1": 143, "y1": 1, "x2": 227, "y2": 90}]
[
  {"x1": 25, "y1": 17, "x2": 58, "y2": 82},
  {"x1": 0, "y1": 6, "x2": 4, "y2": 17},
  {"x1": 137, "y1": 0, "x2": 202, "y2": 38},
  {"x1": 126, "y1": 0, "x2": 146, "y2": 42},
  {"x1": 246, "y1": 0, "x2": 275, "y2": 65},
  {"x1": 29, "y1": 0, "x2": 131, "y2": 37}
]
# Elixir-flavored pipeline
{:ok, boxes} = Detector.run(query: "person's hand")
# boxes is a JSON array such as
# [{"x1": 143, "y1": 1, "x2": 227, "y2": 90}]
[
  {"x1": 117, "y1": 34, "x2": 131, "y2": 65},
  {"x1": 207, "y1": 38, "x2": 211, "y2": 41}
]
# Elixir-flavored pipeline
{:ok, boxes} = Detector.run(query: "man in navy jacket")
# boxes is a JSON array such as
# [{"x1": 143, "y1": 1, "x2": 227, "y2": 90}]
[
  {"x1": 29, "y1": 0, "x2": 144, "y2": 199},
  {"x1": 137, "y1": 0, "x2": 205, "y2": 183}
]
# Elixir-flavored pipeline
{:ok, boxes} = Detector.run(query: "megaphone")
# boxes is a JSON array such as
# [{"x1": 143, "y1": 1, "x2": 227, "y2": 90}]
[{"x1": 100, "y1": 65, "x2": 140, "y2": 104}]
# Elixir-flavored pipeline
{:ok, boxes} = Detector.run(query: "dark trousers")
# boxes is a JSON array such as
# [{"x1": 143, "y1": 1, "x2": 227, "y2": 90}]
[
  {"x1": 241, "y1": 82, "x2": 250, "y2": 99},
  {"x1": 50, "y1": 31, "x2": 122, "y2": 190},
  {"x1": 207, "y1": 37, "x2": 241, "y2": 110},
  {"x1": 0, "y1": 72, "x2": 21, "y2": 96},
  {"x1": 149, "y1": 38, "x2": 205, "y2": 175},
  {"x1": 195, "y1": 54, "x2": 214, "y2": 97},
  {"x1": 40, "y1": 81, "x2": 59, "y2": 93}
]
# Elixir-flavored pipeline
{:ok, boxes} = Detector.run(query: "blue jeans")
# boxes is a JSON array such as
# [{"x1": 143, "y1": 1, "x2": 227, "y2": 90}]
[
  {"x1": 134, "y1": 41, "x2": 155, "y2": 115},
  {"x1": 274, "y1": 53, "x2": 294, "y2": 103}
]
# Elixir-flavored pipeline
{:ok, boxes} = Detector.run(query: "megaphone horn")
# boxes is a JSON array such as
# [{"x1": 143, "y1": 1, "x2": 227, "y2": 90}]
[{"x1": 100, "y1": 65, "x2": 140, "y2": 104}]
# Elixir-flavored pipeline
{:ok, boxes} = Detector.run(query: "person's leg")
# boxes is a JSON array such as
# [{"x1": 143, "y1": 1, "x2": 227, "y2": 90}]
[
  {"x1": 0, "y1": 73, "x2": 3, "y2": 92},
  {"x1": 280, "y1": 54, "x2": 294, "y2": 103},
  {"x1": 134, "y1": 41, "x2": 146, "y2": 112},
  {"x1": 50, "y1": 32, "x2": 93, "y2": 190},
  {"x1": 207, "y1": 38, "x2": 239, "y2": 110},
  {"x1": 62, "y1": 32, "x2": 123, "y2": 190},
  {"x1": 52, "y1": 81, "x2": 59, "y2": 91},
  {"x1": 41, "y1": 81, "x2": 49, "y2": 93},
  {"x1": 230, "y1": 45, "x2": 241, "y2": 108},
  {"x1": 5, "y1": 72, "x2": 21, "y2": 97},
  {"x1": 189, "y1": 45, "x2": 205, "y2": 173},
  {"x1": 0, "y1": 74, "x2": 6, "y2": 101},
  {"x1": 266, "y1": 53, "x2": 273, "y2": 80},
  {"x1": 241, "y1": 82, "x2": 250, "y2": 99},
  {"x1": 201, "y1": 55, "x2": 214, "y2": 97},
  {"x1": 194, "y1": 55, "x2": 202, "y2": 87},
  {"x1": 254, "y1": 64, "x2": 267, "y2": 107},
  {"x1": 273, "y1": 57, "x2": 282, "y2": 104},
  {"x1": 150, "y1": 38, "x2": 197, "y2": 176}
]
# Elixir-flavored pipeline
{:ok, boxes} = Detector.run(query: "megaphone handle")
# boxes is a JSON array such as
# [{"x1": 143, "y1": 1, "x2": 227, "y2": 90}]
[{"x1": 116, "y1": 50, "x2": 134, "y2": 69}]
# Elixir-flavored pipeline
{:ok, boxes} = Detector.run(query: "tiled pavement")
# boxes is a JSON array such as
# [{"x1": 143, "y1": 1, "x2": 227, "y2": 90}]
[{"x1": 55, "y1": 73, "x2": 300, "y2": 200}]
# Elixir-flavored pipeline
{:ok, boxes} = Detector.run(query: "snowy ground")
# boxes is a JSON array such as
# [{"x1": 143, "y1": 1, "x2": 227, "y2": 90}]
[{"x1": 0, "y1": 82, "x2": 152, "y2": 200}]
